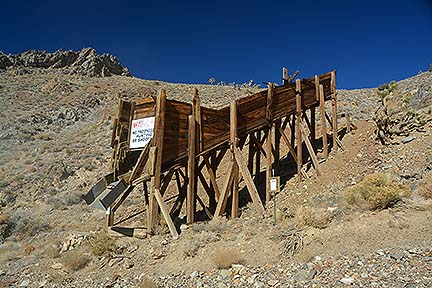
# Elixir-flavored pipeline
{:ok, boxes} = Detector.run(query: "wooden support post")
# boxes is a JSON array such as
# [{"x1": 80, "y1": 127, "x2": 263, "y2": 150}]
[
  {"x1": 266, "y1": 83, "x2": 274, "y2": 205},
  {"x1": 170, "y1": 170, "x2": 187, "y2": 219},
  {"x1": 255, "y1": 131, "x2": 261, "y2": 176},
  {"x1": 299, "y1": 123, "x2": 322, "y2": 176},
  {"x1": 296, "y1": 79, "x2": 302, "y2": 186},
  {"x1": 247, "y1": 133, "x2": 255, "y2": 174},
  {"x1": 274, "y1": 119, "x2": 281, "y2": 176},
  {"x1": 153, "y1": 188, "x2": 179, "y2": 239},
  {"x1": 148, "y1": 89, "x2": 166, "y2": 232},
  {"x1": 282, "y1": 67, "x2": 288, "y2": 85},
  {"x1": 233, "y1": 146, "x2": 265, "y2": 216},
  {"x1": 290, "y1": 115, "x2": 296, "y2": 148},
  {"x1": 187, "y1": 114, "x2": 196, "y2": 224},
  {"x1": 106, "y1": 208, "x2": 114, "y2": 227},
  {"x1": 319, "y1": 84, "x2": 328, "y2": 158},
  {"x1": 193, "y1": 89, "x2": 202, "y2": 153},
  {"x1": 204, "y1": 155, "x2": 220, "y2": 207},
  {"x1": 214, "y1": 163, "x2": 235, "y2": 216},
  {"x1": 310, "y1": 108, "x2": 316, "y2": 143},
  {"x1": 230, "y1": 101, "x2": 239, "y2": 219},
  {"x1": 331, "y1": 71, "x2": 338, "y2": 151}
]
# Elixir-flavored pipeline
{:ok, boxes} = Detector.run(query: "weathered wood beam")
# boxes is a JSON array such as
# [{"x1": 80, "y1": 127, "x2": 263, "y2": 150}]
[
  {"x1": 204, "y1": 157, "x2": 221, "y2": 201},
  {"x1": 299, "y1": 123, "x2": 322, "y2": 176},
  {"x1": 331, "y1": 71, "x2": 338, "y2": 151},
  {"x1": 214, "y1": 163, "x2": 235, "y2": 216},
  {"x1": 319, "y1": 84, "x2": 329, "y2": 158},
  {"x1": 187, "y1": 113, "x2": 196, "y2": 224},
  {"x1": 154, "y1": 188, "x2": 179, "y2": 239},
  {"x1": 296, "y1": 79, "x2": 303, "y2": 187},
  {"x1": 230, "y1": 101, "x2": 239, "y2": 219},
  {"x1": 148, "y1": 89, "x2": 166, "y2": 232},
  {"x1": 233, "y1": 146, "x2": 265, "y2": 215}
]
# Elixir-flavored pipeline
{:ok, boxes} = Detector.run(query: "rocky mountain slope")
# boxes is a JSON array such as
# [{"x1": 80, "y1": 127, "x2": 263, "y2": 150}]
[
  {"x1": 0, "y1": 48, "x2": 131, "y2": 77},
  {"x1": 0, "y1": 51, "x2": 431, "y2": 287}
]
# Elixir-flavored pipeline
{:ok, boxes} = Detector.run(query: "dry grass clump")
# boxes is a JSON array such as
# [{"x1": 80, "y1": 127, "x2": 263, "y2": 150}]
[
  {"x1": 295, "y1": 206, "x2": 333, "y2": 229},
  {"x1": 212, "y1": 245, "x2": 243, "y2": 269},
  {"x1": 345, "y1": 173, "x2": 411, "y2": 210},
  {"x1": 418, "y1": 172, "x2": 432, "y2": 199},
  {"x1": 60, "y1": 249, "x2": 90, "y2": 272},
  {"x1": 90, "y1": 232, "x2": 119, "y2": 257}
]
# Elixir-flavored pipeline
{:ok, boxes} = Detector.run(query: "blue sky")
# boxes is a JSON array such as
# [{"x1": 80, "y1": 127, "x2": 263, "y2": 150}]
[{"x1": 1, "y1": 0, "x2": 432, "y2": 89}]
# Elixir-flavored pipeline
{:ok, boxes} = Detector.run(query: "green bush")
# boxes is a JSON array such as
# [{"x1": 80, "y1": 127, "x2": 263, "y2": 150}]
[
  {"x1": 345, "y1": 173, "x2": 411, "y2": 210},
  {"x1": 90, "y1": 232, "x2": 119, "y2": 257}
]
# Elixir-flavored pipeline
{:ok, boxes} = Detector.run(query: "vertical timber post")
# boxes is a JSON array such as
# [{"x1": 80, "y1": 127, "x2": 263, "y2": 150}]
[
  {"x1": 187, "y1": 114, "x2": 196, "y2": 224},
  {"x1": 255, "y1": 131, "x2": 261, "y2": 177},
  {"x1": 319, "y1": 84, "x2": 328, "y2": 158},
  {"x1": 148, "y1": 89, "x2": 166, "y2": 232},
  {"x1": 331, "y1": 71, "x2": 338, "y2": 151},
  {"x1": 296, "y1": 79, "x2": 302, "y2": 187},
  {"x1": 230, "y1": 101, "x2": 239, "y2": 218}
]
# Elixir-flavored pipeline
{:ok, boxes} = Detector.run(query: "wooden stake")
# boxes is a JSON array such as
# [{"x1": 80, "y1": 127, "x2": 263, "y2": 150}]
[
  {"x1": 187, "y1": 114, "x2": 196, "y2": 224},
  {"x1": 319, "y1": 84, "x2": 328, "y2": 158},
  {"x1": 331, "y1": 71, "x2": 338, "y2": 151},
  {"x1": 296, "y1": 79, "x2": 302, "y2": 186}
]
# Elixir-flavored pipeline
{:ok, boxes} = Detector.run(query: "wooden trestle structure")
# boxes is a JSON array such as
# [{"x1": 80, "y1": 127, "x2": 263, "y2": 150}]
[{"x1": 84, "y1": 69, "x2": 342, "y2": 239}]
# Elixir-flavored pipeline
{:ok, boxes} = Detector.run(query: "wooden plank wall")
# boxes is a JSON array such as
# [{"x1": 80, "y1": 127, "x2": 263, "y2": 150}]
[{"x1": 114, "y1": 71, "x2": 333, "y2": 176}]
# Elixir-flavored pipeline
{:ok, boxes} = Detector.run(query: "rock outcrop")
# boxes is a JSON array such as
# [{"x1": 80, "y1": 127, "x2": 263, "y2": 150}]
[{"x1": 0, "y1": 48, "x2": 131, "y2": 77}]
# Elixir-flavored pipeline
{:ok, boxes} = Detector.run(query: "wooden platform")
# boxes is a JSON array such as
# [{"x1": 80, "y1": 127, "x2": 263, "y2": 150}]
[{"x1": 85, "y1": 69, "x2": 343, "y2": 238}]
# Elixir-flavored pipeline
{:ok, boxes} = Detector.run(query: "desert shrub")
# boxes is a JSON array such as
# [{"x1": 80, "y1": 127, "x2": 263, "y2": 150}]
[
  {"x1": 45, "y1": 244, "x2": 61, "y2": 258},
  {"x1": 345, "y1": 173, "x2": 411, "y2": 210},
  {"x1": 0, "y1": 213, "x2": 11, "y2": 243},
  {"x1": 90, "y1": 232, "x2": 118, "y2": 257},
  {"x1": 295, "y1": 206, "x2": 332, "y2": 229},
  {"x1": 418, "y1": 171, "x2": 432, "y2": 199},
  {"x1": 8, "y1": 209, "x2": 50, "y2": 238},
  {"x1": 212, "y1": 245, "x2": 243, "y2": 269},
  {"x1": 60, "y1": 249, "x2": 90, "y2": 272},
  {"x1": 138, "y1": 276, "x2": 159, "y2": 288}
]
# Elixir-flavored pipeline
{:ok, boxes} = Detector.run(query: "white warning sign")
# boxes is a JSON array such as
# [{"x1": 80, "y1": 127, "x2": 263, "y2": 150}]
[{"x1": 129, "y1": 117, "x2": 155, "y2": 149}]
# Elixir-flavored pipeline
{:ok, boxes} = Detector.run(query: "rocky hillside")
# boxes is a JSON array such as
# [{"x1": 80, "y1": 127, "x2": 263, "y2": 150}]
[
  {"x1": 0, "y1": 48, "x2": 131, "y2": 77},
  {"x1": 0, "y1": 56, "x2": 431, "y2": 288}
]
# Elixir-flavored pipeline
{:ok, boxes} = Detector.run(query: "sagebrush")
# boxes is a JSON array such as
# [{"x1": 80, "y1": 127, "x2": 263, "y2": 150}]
[
  {"x1": 345, "y1": 173, "x2": 411, "y2": 210},
  {"x1": 90, "y1": 232, "x2": 119, "y2": 257},
  {"x1": 61, "y1": 249, "x2": 90, "y2": 271}
]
